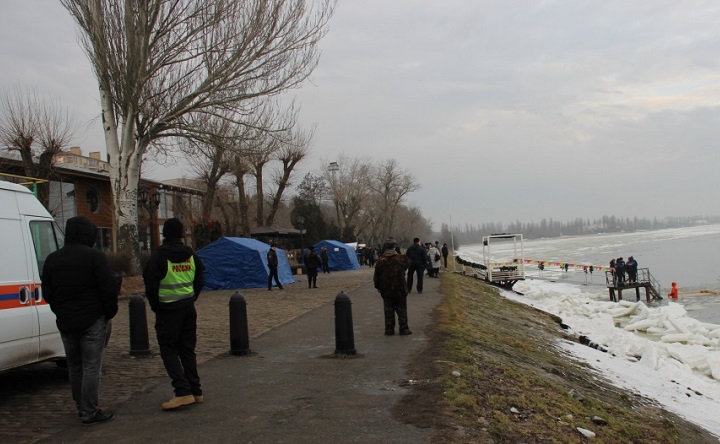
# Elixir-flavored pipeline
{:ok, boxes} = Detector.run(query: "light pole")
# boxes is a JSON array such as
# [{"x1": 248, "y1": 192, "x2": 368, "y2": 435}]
[
  {"x1": 139, "y1": 187, "x2": 161, "y2": 250},
  {"x1": 297, "y1": 216, "x2": 305, "y2": 249}
]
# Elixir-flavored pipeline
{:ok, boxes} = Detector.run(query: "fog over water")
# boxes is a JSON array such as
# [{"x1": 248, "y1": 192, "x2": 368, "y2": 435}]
[{"x1": 457, "y1": 225, "x2": 720, "y2": 323}]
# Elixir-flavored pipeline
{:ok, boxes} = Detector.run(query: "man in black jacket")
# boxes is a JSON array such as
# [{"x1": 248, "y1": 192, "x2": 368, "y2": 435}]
[
  {"x1": 143, "y1": 218, "x2": 205, "y2": 411},
  {"x1": 406, "y1": 237, "x2": 427, "y2": 294},
  {"x1": 374, "y1": 238, "x2": 412, "y2": 335},
  {"x1": 42, "y1": 216, "x2": 118, "y2": 425},
  {"x1": 267, "y1": 243, "x2": 283, "y2": 290}
]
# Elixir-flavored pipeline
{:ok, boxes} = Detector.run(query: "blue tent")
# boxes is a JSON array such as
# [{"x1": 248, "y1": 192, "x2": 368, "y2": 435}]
[
  {"x1": 314, "y1": 239, "x2": 361, "y2": 271},
  {"x1": 197, "y1": 237, "x2": 296, "y2": 290}
]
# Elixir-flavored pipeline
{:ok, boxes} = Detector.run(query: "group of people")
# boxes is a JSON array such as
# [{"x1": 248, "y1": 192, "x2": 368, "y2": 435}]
[
  {"x1": 373, "y1": 237, "x2": 450, "y2": 336},
  {"x1": 43, "y1": 217, "x2": 205, "y2": 425},
  {"x1": 609, "y1": 256, "x2": 638, "y2": 286}
]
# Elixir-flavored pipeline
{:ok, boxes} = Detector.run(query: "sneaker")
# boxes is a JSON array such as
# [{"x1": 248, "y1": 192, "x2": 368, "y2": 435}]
[
  {"x1": 194, "y1": 395, "x2": 204, "y2": 403},
  {"x1": 399, "y1": 330, "x2": 413, "y2": 336},
  {"x1": 161, "y1": 395, "x2": 196, "y2": 411},
  {"x1": 82, "y1": 410, "x2": 115, "y2": 425}
]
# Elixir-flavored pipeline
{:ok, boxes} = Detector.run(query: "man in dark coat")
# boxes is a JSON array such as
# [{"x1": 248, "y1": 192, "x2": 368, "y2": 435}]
[
  {"x1": 441, "y1": 243, "x2": 449, "y2": 268},
  {"x1": 614, "y1": 257, "x2": 626, "y2": 286},
  {"x1": 626, "y1": 256, "x2": 638, "y2": 283},
  {"x1": 144, "y1": 218, "x2": 205, "y2": 411},
  {"x1": 320, "y1": 246, "x2": 330, "y2": 274},
  {"x1": 266, "y1": 244, "x2": 284, "y2": 290},
  {"x1": 405, "y1": 237, "x2": 427, "y2": 293},
  {"x1": 303, "y1": 246, "x2": 322, "y2": 288},
  {"x1": 42, "y1": 216, "x2": 118, "y2": 425},
  {"x1": 374, "y1": 238, "x2": 412, "y2": 335}
]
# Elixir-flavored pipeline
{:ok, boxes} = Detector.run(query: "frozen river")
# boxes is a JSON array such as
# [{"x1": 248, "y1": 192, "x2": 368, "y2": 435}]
[{"x1": 457, "y1": 225, "x2": 720, "y2": 324}]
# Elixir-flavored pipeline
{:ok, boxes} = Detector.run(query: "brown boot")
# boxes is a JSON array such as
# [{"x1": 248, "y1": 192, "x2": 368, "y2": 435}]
[
  {"x1": 162, "y1": 395, "x2": 195, "y2": 410},
  {"x1": 194, "y1": 395, "x2": 204, "y2": 403}
]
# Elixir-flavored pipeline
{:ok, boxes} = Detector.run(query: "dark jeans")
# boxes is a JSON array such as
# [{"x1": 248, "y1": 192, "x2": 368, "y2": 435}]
[
  {"x1": 155, "y1": 305, "x2": 201, "y2": 397},
  {"x1": 382, "y1": 295, "x2": 409, "y2": 333},
  {"x1": 406, "y1": 263, "x2": 424, "y2": 292},
  {"x1": 61, "y1": 316, "x2": 107, "y2": 420},
  {"x1": 268, "y1": 265, "x2": 282, "y2": 289}
]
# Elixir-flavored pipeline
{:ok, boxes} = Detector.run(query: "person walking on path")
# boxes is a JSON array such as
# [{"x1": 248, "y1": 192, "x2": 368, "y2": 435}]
[
  {"x1": 374, "y1": 238, "x2": 412, "y2": 336},
  {"x1": 143, "y1": 218, "x2": 205, "y2": 411},
  {"x1": 320, "y1": 246, "x2": 330, "y2": 274},
  {"x1": 266, "y1": 244, "x2": 284, "y2": 290},
  {"x1": 304, "y1": 245, "x2": 322, "y2": 288},
  {"x1": 42, "y1": 216, "x2": 119, "y2": 425},
  {"x1": 441, "y1": 243, "x2": 449, "y2": 268},
  {"x1": 427, "y1": 242, "x2": 442, "y2": 277},
  {"x1": 406, "y1": 237, "x2": 427, "y2": 293}
]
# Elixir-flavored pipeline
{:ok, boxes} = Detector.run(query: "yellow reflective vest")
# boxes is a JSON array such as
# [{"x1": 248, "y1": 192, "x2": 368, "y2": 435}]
[{"x1": 158, "y1": 257, "x2": 196, "y2": 304}]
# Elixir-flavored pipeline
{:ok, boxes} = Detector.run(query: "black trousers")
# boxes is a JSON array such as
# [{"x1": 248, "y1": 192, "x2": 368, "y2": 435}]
[
  {"x1": 406, "y1": 263, "x2": 424, "y2": 292},
  {"x1": 268, "y1": 265, "x2": 282, "y2": 289},
  {"x1": 155, "y1": 304, "x2": 201, "y2": 397},
  {"x1": 382, "y1": 295, "x2": 409, "y2": 333}
]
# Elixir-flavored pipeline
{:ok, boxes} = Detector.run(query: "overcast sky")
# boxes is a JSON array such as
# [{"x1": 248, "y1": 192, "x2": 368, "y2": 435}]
[{"x1": 1, "y1": 1, "x2": 719, "y2": 229}]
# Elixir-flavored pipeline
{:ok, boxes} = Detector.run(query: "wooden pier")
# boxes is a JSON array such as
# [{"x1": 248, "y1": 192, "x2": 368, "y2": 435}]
[{"x1": 605, "y1": 268, "x2": 662, "y2": 302}]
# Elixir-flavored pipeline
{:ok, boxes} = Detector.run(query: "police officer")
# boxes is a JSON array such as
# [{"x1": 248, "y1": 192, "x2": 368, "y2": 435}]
[
  {"x1": 267, "y1": 243, "x2": 283, "y2": 290},
  {"x1": 143, "y1": 218, "x2": 205, "y2": 411}
]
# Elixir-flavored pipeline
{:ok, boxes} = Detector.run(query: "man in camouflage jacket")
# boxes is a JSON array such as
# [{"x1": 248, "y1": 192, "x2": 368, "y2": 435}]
[{"x1": 373, "y1": 238, "x2": 412, "y2": 336}]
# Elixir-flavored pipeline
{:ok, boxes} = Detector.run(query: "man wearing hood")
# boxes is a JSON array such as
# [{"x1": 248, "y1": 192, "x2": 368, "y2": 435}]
[
  {"x1": 373, "y1": 238, "x2": 412, "y2": 336},
  {"x1": 143, "y1": 218, "x2": 205, "y2": 411},
  {"x1": 42, "y1": 216, "x2": 118, "y2": 425}
]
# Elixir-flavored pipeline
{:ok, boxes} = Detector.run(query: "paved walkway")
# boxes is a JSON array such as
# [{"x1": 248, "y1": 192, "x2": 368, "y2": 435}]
[{"x1": 41, "y1": 275, "x2": 442, "y2": 443}]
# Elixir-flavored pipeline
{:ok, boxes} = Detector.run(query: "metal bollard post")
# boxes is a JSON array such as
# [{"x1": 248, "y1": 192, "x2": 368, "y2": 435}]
[
  {"x1": 229, "y1": 292, "x2": 250, "y2": 356},
  {"x1": 334, "y1": 291, "x2": 356, "y2": 355},
  {"x1": 128, "y1": 294, "x2": 151, "y2": 356}
]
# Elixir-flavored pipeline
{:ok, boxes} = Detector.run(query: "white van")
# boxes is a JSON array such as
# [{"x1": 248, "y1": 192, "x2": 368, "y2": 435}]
[{"x1": 0, "y1": 181, "x2": 65, "y2": 372}]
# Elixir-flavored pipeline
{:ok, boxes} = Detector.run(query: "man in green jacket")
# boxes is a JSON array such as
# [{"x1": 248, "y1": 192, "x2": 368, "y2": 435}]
[{"x1": 143, "y1": 218, "x2": 205, "y2": 411}]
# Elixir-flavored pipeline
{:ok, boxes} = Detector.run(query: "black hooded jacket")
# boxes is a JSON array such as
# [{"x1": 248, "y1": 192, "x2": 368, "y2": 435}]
[
  {"x1": 42, "y1": 216, "x2": 119, "y2": 333},
  {"x1": 143, "y1": 238, "x2": 205, "y2": 312}
]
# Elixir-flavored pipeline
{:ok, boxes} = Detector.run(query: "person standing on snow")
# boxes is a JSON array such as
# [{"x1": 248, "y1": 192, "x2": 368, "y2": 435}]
[{"x1": 143, "y1": 218, "x2": 205, "y2": 411}]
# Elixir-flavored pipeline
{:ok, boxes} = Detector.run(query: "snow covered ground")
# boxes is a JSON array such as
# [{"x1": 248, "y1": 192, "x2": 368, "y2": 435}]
[{"x1": 502, "y1": 278, "x2": 720, "y2": 437}]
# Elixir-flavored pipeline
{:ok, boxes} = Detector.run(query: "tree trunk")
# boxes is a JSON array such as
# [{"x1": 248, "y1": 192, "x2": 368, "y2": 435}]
[{"x1": 235, "y1": 171, "x2": 251, "y2": 237}]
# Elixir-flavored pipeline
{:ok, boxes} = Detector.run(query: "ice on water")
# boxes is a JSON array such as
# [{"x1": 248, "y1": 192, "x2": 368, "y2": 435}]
[{"x1": 456, "y1": 225, "x2": 720, "y2": 436}]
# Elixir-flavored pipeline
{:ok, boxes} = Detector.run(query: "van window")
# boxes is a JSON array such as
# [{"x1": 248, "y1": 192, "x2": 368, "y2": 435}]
[{"x1": 30, "y1": 221, "x2": 63, "y2": 273}]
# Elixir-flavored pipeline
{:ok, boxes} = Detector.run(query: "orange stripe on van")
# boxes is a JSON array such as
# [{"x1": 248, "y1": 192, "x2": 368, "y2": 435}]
[{"x1": 0, "y1": 283, "x2": 46, "y2": 310}]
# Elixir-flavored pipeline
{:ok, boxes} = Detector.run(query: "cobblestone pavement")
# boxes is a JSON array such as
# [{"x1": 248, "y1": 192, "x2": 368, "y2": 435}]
[{"x1": 0, "y1": 268, "x2": 374, "y2": 444}]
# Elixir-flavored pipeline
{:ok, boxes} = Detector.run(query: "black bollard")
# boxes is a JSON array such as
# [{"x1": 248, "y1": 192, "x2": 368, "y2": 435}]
[
  {"x1": 128, "y1": 294, "x2": 151, "y2": 356},
  {"x1": 334, "y1": 291, "x2": 356, "y2": 355},
  {"x1": 229, "y1": 292, "x2": 250, "y2": 356}
]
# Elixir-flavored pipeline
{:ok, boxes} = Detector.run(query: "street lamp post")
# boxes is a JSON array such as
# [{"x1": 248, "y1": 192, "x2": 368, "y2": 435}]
[
  {"x1": 297, "y1": 216, "x2": 305, "y2": 249},
  {"x1": 139, "y1": 187, "x2": 161, "y2": 250}
]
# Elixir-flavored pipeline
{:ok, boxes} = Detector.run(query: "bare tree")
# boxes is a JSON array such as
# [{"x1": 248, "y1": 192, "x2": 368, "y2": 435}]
[
  {"x1": 368, "y1": 158, "x2": 419, "y2": 243},
  {"x1": 61, "y1": 0, "x2": 335, "y2": 273},
  {"x1": 0, "y1": 87, "x2": 76, "y2": 206},
  {"x1": 322, "y1": 154, "x2": 372, "y2": 233},
  {"x1": 230, "y1": 153, "x2": 253, "y2": 236},
  {"x1": 264, "y1": 126, "x2": 312, "y2": 226}
]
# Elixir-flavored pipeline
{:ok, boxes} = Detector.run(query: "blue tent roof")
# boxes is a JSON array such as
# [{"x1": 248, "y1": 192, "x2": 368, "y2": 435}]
[
  {"x1": 197, "y1": 237, "x2": 296, "y2": 290},
  {"x1": 314, "y1": 239, "x2": 361, "y2": 271}
]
